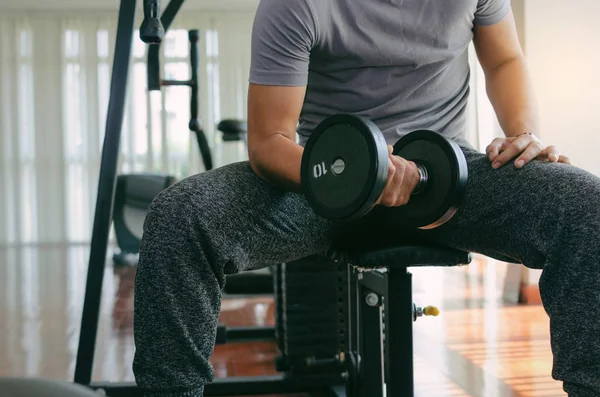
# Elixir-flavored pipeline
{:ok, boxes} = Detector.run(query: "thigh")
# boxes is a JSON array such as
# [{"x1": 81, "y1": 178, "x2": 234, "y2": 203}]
[
  {"x1": 416, "y1": 147, "x2": 600, "y2": 267},
  {"x1": 151, "y1": 161, "x2": 344, "y2": 273}
]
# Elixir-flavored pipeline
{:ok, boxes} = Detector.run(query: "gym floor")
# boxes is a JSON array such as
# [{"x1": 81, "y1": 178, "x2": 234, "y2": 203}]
[{"x1": 0, "y1": 245, "x2": 564, "y2": 397}]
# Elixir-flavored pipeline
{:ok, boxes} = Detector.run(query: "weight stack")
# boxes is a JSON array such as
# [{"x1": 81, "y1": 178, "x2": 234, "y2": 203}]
[{"x1": 274, "y1": 255, "x2": 349, "y2": 373}]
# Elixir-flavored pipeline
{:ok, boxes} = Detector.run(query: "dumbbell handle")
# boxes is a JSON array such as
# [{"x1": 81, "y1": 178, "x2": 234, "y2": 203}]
[
  {"x1": 413, "y1": 163, "x2": 428, "y2": 195},
  {"x1": 330, "y1": 157, "x2": 428, "y2": 195}
]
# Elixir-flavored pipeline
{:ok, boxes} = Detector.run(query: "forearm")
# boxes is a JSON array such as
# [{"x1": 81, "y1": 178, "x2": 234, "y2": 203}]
[
  {"x1": 485, "y1": 55, "x2": 540, "y2": 137},
  {"x1": 249, "y1": 134, "x2": 304, "y2": 194}
]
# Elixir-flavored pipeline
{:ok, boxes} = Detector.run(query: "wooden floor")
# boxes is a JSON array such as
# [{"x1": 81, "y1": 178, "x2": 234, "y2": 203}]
[{"x1": 0, "y1": 245, "x2": 566, "y2": 396}]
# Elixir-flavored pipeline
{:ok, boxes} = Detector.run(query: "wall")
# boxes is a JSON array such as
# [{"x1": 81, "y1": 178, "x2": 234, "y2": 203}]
[
  {"x1": 511, "y1": 0, "x2": 525, "y2": 51},
  {"x1": 525, "y1": 0, "x2": 600, "y2": 176},
  {"x1": 516, "y1": 0, "x2": 600, "y2": 293}
]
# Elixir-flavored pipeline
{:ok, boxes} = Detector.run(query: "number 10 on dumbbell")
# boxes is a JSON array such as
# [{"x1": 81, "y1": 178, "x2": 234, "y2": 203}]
[
  {"x1": 312, "y1": 156, "x2": 348, "y2": 178},
  {"x1": 300, "y1": 114, "x2": 469, "y2": 230}
]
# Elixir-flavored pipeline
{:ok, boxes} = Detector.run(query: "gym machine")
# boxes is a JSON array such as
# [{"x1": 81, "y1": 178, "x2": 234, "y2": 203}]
[
  {"x1": 145, "y1": 0, "x2": 213, "y2": 172},
  {"x1": 74, "y1": 1, "x2": 280, "y2": 394},
  {"x1": 112, "y1": 0, "x2": 274, "y2": 296},
  {"x1": 111, "y1": 0, "x2": 209, "y2": 267}
]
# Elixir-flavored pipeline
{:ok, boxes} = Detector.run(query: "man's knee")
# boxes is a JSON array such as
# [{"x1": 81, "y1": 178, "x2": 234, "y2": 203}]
[
  {"x1": 141, "y1": 161, "x2": 261, "y2": 235},
  {"x1": 143, "y1": 176, "x2": 206, "y2": 235},
  {"x1": 530, "y1": 163, "x2": 600, "y2": 262},
  {"x1": 547, "y1": 164, "x2": 600, "y2": 220},
  {"x1": 135, "y1": 179, "x2": 215, "y2": 277},
  {"x1": 135, "y1": 175, "x2": 228, "y2": 291}
]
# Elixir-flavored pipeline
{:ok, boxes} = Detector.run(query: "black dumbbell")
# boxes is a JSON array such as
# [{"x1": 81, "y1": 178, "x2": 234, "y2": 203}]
[{"x1": 300, "y1": 114, "x2": 468, "y2": 229}]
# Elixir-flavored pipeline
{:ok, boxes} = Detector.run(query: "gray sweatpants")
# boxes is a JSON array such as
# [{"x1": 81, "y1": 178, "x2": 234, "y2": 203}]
[{"x1": 132, "y1": 146, "x2": 600, "y2": 397}]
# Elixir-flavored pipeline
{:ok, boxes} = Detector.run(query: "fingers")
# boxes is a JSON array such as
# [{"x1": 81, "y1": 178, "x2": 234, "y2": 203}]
[
  {"x1": 488, "y1": 136, "x2": 571, "y2": 170},
  {"x1": 499, "y1": 138, "x2": 513, "y2": 152},
  {"x1": 377, "y1": 156, "x2": 419, "y2": 207},
  {"x1": 486, "y1": 137, "x2": 506, "y2": 162},
  {"x1": 516, "y1": 145, "x2": 571, "y2": 168},
  {"x1": 558, "y1": 155, "x2": 571, "y2": 164},
  {"x1": 535, "y1": 146, "x2": 572, "y2": 165},
  {"x1": 376, "y1": 150, "x2": 396, "y2": 205},
  {"x1": 514, "y1": 141, "x2": 544, "y2": 169},
  {"x1": 492, "y1": 134, "x2": 535, "y2": 169},
  {"x1": 378, "y1": 155, "x2": 405, "y2": 207},
  {"x1": 538, "y1": 145, "x2": 560, "y2": 162},
  {"x1": 394, "y1": 160, "x2": 419, "y2": 206}
]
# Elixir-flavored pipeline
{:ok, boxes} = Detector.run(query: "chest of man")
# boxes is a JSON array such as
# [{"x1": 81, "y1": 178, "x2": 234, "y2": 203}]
[{"x1": 311, "y1": 0, "x2": 478, "y2": 70}]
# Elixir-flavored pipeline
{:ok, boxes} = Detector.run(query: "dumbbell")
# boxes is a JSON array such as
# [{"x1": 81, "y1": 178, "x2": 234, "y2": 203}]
[{"x1": 300, "y1": 114, "x2": 468, "y2": 229}]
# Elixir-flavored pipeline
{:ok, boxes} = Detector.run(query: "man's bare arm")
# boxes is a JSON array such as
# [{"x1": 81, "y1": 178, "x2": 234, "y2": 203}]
[
  {"x1": 473, "y1": 10, "x2": 569, "y2": 167},
  {"x1": 473, "y1": 9, "x2": 540, "y2": 138},
  {"x1": 247, "y1": 83, "x2": 306, "y2": 193}
]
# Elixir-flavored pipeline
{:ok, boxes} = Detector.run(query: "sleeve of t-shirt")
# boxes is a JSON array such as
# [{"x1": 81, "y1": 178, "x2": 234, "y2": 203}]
[
  {"x1": 249, "y1": 0, "x2": 319, "y2": 86},
  {"x1": 474, "y1": 0, "x2": 511, "y2": 26}
]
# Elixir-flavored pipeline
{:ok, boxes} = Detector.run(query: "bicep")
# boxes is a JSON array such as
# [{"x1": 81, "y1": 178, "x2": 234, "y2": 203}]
[
  {"x1": 247, "y1": 0, "x2": 317, "y2": 154},
  {"x1": 473, "y1": 8, "x2": 524, "y2": 74},
  {"x1": 247, "y1": 84, "x2": 306, "y2": 154}
]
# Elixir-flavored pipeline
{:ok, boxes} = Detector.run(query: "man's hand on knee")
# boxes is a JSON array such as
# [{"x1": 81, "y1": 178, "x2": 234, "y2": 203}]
[{"x1": 486, "y1": 133, "x2": 571, "y2": 169}]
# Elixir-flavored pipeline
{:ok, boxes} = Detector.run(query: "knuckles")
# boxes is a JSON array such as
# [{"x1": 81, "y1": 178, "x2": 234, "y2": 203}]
[{"x1": 380, "y1": 156, "x2": 430, "y2": 208}]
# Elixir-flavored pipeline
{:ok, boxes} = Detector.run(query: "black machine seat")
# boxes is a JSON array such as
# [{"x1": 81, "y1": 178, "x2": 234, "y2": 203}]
[
  {"x1": 328, "y1": 237, "x2": 471, "y2": 269},
  {"x1": 112, "y1": 173, "x2": 176, "y2": 266},
  {"x1": 217, "y1": 119, "x2": 247, "y2": 141}
]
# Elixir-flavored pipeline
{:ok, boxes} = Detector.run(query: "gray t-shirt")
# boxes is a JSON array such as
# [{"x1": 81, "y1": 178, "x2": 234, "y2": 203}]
[{"x1": 249, "y1": 0, "x2": 510, "y2": 147}]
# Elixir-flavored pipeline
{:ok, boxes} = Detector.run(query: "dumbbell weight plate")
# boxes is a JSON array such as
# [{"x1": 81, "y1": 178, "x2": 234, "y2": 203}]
[
  {"x1": 301, "y1": 114, "x2": 389, "y2": 220},
  {"x1": 389, "y1": 130, "x2": 468, "y2": 229}
]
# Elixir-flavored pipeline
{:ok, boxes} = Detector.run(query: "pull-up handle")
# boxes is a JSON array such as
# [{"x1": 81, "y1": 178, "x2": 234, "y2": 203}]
[{"x1": 140, "y1": 0, "x2": 165, "y2": 43}]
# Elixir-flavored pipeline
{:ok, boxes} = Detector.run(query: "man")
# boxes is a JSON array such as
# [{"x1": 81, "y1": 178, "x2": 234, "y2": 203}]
[{"x1": 132, "y1": 0, "x2": 600, "y2": 396}]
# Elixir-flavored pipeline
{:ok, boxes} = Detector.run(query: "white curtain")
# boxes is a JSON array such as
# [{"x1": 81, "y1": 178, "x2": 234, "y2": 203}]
[
  {"x1": 0, "y1": 10, "x2": 254, "y2": 245},
  {"x1": 0, "y1": 9, "x2": 494, "y2": 246}
]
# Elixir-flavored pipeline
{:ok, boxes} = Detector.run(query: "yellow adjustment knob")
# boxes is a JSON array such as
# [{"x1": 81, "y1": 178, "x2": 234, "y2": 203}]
[{"x1": 423, "y1": 306, "x2": 440, "y2": 316}]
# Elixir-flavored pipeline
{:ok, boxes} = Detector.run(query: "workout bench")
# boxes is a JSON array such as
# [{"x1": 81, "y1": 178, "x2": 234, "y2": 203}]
[
  {"x1": 328, "y1": 237, "x2": 471, "y2": 396},
  {"x1": 203, "y1": 237, "x2": 471, "y2": 397}
]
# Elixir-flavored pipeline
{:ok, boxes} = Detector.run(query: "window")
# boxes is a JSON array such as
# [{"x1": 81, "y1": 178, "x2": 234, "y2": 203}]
[
  {"x1": 97, "y1": 29, "x2": 110, "y2": 150},
  {"x1": 64, "y1": 28, "x2": 90, "y2": 242},
  {"x1": 206, "y1": 29, "x2": 221, "y2": 128},
  {"x1": 0, "y1": 14, "x2": 262, "y2": 245},
  {"x1": 18, "y1": 28, "x2": 37, "y2": 244},
  {"x1": 121, "y1": 30, "x2": 149, "y2": 174}
]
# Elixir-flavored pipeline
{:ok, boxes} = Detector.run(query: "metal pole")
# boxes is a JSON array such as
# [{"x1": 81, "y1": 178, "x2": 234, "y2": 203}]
[
  {"x1": 385, "y1": 267, "x2": 414, "y2": 396},
  {"x1": 73, "y1": 0, "x2": 137, "y2": 385},
  {"x1": 188, "y1": 29, "x2": 213, "y2": 171}
]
